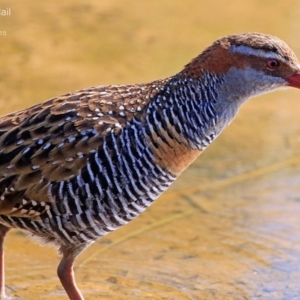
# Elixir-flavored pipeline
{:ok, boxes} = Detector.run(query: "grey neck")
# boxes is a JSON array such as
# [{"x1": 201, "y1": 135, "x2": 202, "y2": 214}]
[{"x1": 144, "y1": 72, "x2": 242, "y2": 151}]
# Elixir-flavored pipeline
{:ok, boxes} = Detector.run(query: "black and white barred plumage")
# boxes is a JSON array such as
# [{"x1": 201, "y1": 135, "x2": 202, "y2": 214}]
[
  {"x1": 0, "y1": 32, "x2": 299, "y2": 299},
  {"x1": 0, "y1": 73, "x2": 227, "y2": 257}
]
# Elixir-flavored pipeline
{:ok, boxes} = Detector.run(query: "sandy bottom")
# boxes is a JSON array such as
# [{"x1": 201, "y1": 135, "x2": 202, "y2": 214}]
[{"x1": 1, "y1": 1, "x2": 300, "y2": 299}]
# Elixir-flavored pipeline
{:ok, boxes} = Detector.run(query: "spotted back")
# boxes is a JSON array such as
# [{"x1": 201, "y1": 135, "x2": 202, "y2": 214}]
[{"x1": 0, "y1": 81, "x2": 170, "y2": 217}]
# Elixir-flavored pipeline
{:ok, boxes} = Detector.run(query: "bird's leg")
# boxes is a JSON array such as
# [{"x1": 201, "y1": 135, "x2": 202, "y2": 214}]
[
  {"x1": 57, "y1": 255, "x2": 84, "y2": 300},
  {"x1": 0, "y1": 225, "x2": 10, "y2": 300}
]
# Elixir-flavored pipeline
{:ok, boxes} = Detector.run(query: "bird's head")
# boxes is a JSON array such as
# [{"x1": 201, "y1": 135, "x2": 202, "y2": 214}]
[{"x1": 182, "y1": 32, "x2": 300, "y2": 101}]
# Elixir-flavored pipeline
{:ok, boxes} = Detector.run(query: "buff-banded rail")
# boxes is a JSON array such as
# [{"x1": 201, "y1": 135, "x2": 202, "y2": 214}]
[{"x1": 0, "y1": 32, "x2": 299, "y2": 299}]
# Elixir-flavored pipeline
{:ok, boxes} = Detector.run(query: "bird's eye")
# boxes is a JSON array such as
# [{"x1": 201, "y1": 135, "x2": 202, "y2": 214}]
[{"x1": 266, "y1": 59, "x2": 279, "y2": 70}]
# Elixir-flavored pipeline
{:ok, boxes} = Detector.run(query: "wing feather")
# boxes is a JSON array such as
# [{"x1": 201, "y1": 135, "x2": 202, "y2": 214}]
[{"x1": 0, "y1": 79, "x2": 169, "y2": 218}]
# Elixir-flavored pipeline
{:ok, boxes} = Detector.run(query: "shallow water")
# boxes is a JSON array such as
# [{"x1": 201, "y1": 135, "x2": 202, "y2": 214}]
[
  {"x1": 5, "y1": 128, "x2": 300, "y2": 300},
  {"x1": 1, "y1": 1, "x2": 300, "y2": 299}
]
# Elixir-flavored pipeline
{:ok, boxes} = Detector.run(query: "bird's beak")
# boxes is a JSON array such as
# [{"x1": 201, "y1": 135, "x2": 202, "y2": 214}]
[{"x1": 286, "y1": 73, "x2": 300, "y2": 89}]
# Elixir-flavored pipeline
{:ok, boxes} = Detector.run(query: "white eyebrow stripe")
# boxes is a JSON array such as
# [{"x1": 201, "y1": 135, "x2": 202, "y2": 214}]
[{"x1": 230, "y1": 45, "x2": 285, "y2": 62}]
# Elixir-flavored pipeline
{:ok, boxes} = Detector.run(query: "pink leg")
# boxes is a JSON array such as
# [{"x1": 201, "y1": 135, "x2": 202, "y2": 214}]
[
  {"x1": 0, "y1": 225, "x2": 10, "y2": 300},
  {"x1": 57, "y1": 256, "x2": 84, "y2": 300}
]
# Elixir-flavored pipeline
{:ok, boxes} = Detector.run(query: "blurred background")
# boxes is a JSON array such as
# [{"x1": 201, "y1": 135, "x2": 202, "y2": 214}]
[{"x1": 1, "y1": 1, "x2": 300, "y2": 299}]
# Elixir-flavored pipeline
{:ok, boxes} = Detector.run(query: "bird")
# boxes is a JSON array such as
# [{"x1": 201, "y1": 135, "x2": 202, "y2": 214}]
[{"x1": 0, "y1": 32, "x2": 299, "y2": 300}]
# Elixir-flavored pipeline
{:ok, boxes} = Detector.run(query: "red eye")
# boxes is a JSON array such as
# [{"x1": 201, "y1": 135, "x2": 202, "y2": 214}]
[{"x1": 266, "y1": 59, "x2": 279, "y2": 70}]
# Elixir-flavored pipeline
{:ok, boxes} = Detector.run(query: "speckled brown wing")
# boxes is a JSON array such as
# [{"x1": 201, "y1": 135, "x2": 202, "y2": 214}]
[{"x1": 0, "y1": 81, "x2": 166, "y2": 218}]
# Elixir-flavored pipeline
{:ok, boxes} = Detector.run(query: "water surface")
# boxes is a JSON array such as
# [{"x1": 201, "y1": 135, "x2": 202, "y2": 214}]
[{"x1": 1, "y1": 1, "x2": 300, "y2": 299}]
